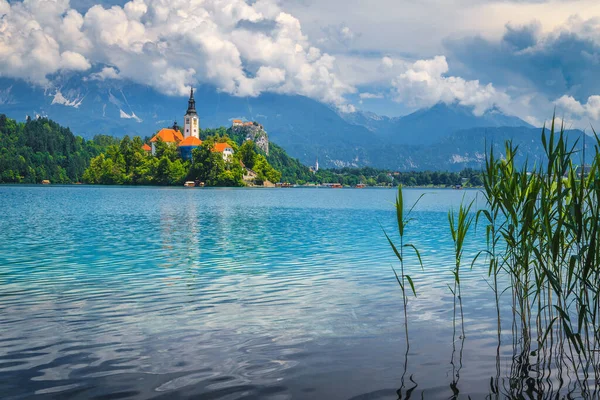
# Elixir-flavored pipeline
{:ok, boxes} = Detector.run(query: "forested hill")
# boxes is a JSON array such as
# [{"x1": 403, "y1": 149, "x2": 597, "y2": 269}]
[
  {"x1": 0, "y1": 114, "x2": 117, "y2": 183},
  {"x1": 0, "y1": 114, "x2": 311, "y2": 185},
  {"x1": 200, "y1": 126, "x2": 313, "y2": 183}
]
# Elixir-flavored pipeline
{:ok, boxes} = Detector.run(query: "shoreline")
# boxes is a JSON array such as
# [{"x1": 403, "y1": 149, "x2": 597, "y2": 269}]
[{"x1": 0, "y1": 183, "x2": 483, "y2": 190}]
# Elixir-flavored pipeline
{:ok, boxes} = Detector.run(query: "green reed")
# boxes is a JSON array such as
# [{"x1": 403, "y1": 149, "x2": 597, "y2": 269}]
[
  {"x1": 389, "y1": 115, "x2": 600, "y2": 397},
  {"x1": 449, "y1": 198, "x2": 474, "y2": 339},
  {"x1": 384, "y1": 185, "x2": 423, "y2": 339},
  {"x1": 384, "y1": 185, "x2": 424, "y2": 399}
]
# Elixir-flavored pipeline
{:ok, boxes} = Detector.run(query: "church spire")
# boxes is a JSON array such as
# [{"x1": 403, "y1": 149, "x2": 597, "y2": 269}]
[
  {"x1": 186, "y1": 87, "x2": 197, "y2": 115},
  {"x1": 184, "y1": 87, "x2": 200, "y2": 139}
]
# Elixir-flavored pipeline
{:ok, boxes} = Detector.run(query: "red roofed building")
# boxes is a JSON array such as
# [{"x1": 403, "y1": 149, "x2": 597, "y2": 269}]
[
  {"x1": 212, "y1": 142, "x2": 235, "y2": 161},
  {"x1": 142, "y1": 144, "x2": 152, "y2": 153},
  {"x1": 149, "y1": 123, "x2": 184, "y2": 155},
  {"x1": 232, "y1": 119, "x2": 243, "y2": 127},
  {"x1": 178, "y1": 136, "x2": 203, "y2": 160}
]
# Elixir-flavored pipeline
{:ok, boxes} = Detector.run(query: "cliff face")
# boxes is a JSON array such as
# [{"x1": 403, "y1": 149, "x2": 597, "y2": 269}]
[{"x1": 232, "y1": 123, "x2": 269, "y2": 155}]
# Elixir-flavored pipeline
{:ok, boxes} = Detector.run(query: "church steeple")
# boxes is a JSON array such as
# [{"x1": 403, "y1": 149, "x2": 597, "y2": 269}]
[
  {"x1": 184, "y1": 87, "x2": 200, "y2": 138},
  {"x1": 186, "y1": 87, "x2": 197, "y2": 115}
]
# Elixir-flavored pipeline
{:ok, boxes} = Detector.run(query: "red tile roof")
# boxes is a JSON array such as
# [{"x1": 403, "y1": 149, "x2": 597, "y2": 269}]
[
  {"x1": 212, "y1": 142, "x2": 233, "y2": 153},
  {"x1": 232, "y1": 119, "x2": 243, "y2": 123},
  {"x1": 150, "y1": 128, "x2": 183, "y2": 143},
  {"x1": 142, "y1": 144, "x2": 151, "y2": 152},
  {"x1": 178, "y1": 136, "x2": 203, "y2": 147}
]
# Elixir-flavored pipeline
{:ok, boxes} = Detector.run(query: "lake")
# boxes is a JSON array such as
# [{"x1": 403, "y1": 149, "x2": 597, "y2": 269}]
[{"x1": 0, "y1": 186, "x2": 553, "y2": 399}]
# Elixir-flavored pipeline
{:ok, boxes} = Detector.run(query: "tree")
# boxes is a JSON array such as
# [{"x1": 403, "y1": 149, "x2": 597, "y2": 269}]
[
  {"x1": 254, "y1": 154, "x2": 281, "y2": 183},
  {"x1": 188, "y1": 144, "x2": 225, "y2": 185},
  {"x1": 239, "y1": 140, "x2": 257, "y2": 169}
]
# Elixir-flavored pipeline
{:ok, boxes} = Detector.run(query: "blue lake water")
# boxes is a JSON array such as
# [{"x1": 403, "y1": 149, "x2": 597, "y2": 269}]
[{"x1": 0, "y1": 186, "x2": 528, "y2": 399}]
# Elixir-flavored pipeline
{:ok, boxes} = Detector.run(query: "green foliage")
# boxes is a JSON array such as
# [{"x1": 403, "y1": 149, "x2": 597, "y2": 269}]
[
  {"x1": 253, "y1": 154, "x2": 281, "y2": 183},
  {"x1": 383, "y1": 186, "x2": 424, "y2": 342},
  {"x1": 83, "y1": 136, "x2": 190, "y2": 186},
  {"x1": 387, "y1": 117, "x2": 600, "y2": 395},
  {"x1": 266, "y1": 143, "x2": 313, "y2": 183},
  {"x1": 84, "y1": 129, "x2": 276, "y2": 187},
  {"x1": 238, "y1": 140, "x2": 257, "y2": 169},
  {"x1": 311, "y1": 167, "x2": 482, "y2": 187},
  {"x1": 0, "y1": 114, "x2": 113, "y2": 183},
  {"x1": 186, "y1": 137, "x2": 244, "y2": 186}
]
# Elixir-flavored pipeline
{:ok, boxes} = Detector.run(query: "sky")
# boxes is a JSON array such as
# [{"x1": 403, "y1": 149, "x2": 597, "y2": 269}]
[{"x1": 2, "y1": 0, "x2": 600, "y2": 128}]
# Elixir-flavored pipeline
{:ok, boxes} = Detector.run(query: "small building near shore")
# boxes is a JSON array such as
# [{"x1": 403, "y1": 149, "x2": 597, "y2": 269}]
[{"x1": 212, "y1": 142, "x2": 235, "y2": 161}]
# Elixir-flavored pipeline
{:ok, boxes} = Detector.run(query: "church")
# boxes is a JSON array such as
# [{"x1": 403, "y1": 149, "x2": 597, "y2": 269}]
[{"x1": 146, "y1": 89, "x2": 234, "y2": 161}]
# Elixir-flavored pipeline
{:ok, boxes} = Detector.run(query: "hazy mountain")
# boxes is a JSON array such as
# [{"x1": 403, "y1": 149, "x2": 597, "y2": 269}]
[
  {"x1": 382, "y1": 103, "x2": 534, "y2": 145},
  {"x1": 0, "y1": 76, "x2": 560, "y2": 170},
  {"x1": 367, "y1": 126, "x2": 590, "y2": 171},
  {"x1": 340, "y1": 110, "x2": 396, "y2": 133}
]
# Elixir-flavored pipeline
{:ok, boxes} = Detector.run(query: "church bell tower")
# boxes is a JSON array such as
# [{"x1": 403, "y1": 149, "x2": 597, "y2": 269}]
[{"x1": 184, "y1": 88, "x2": 200, "y2": 138}]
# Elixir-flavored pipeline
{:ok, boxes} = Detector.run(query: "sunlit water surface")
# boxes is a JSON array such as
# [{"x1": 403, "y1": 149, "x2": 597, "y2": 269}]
[{"x1": 0, "y1": 186, "x2": 541, "y2": 399}]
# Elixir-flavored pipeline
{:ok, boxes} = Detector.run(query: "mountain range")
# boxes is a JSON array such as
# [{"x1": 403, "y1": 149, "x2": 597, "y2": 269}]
[{"x1": 0, "y1": 75, "x2": 588, "y2": 171}]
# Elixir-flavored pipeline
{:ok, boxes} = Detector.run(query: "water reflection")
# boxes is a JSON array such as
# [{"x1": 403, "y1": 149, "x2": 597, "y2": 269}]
[{"x1": 0, "y1": 187, "x2": 597, "y2": 399}]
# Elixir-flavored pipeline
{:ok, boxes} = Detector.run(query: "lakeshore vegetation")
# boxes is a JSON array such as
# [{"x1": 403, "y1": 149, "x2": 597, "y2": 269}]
[
  {"x1": 0, "y1": 114, "x2": 484, "y2": 187},
  {"x1": 388, "y1": 119, "x2": 600, "y2": 398}
]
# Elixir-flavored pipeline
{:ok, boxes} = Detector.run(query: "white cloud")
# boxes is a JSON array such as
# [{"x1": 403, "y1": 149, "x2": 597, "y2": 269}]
[
  {"x1": 338, "y1": 103, "x2": 356, "y2": 113},
  {"x1": 391, "y1": 56, "x2": 509, "y2": 115},
  {"x1": 0, "y1": 0, "x2": 91, "y2": 85},
  {"x1": 89, "y1": 66, "x2": 122, "y2": 81},
  {"x1": 555, "y1": 95, "x2": 600, "y2": 121},
  {"x1": 381, "y1": 56, "x2": 394, "y2": 69},
  {"x1": 523, "y1": 115, "x2": 543, "y2": 128},
  {"x1": 60, "y1": 50, "x2": 91, "y2": 70},
  {"x1": 359, "y1": 92, "x2": 383, "y2": 99},
  {"x1": 340, "y1": 26, "x2": 354, "y2": 41},
  {"x1": 0, "y1": 0, "x2": 354, "y2": 110}
]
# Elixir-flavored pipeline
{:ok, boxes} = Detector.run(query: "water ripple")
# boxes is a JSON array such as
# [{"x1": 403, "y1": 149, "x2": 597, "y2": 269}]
[{"x1": 0, "y1": 186, "x2": 512, "y2": 399}]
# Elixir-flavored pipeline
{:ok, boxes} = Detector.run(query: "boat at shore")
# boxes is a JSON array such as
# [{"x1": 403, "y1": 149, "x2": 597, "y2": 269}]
[{"x1": 184, "y1": 181, "x2": 204, "y2": 187}]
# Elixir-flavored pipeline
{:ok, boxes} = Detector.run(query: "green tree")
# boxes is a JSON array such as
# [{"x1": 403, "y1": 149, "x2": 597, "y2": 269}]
[
  {"x1": 254, "y1": 154, "x2": 281, "y2": 183},
  {"x1": 239, "y1": 140, "x2": 257, "y2": 169}
]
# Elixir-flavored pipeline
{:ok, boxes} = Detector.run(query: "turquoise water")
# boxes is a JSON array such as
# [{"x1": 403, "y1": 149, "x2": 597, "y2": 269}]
[{"x1": 0, "y1": 186, "x2": 516, "y2": 399}]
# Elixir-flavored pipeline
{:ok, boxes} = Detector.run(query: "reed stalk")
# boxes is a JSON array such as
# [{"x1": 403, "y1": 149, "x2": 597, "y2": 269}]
[{"x1": 387, "y1": 114, "x2": 600, "y2": 397}]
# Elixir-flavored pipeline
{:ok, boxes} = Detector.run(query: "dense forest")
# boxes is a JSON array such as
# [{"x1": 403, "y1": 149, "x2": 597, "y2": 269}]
[
  {"x1": 0, "y1": 114, "x2": 484, "y2": 187},
  {"x1": 0, "y1": 114, "x2": 117, "y2": 183}
]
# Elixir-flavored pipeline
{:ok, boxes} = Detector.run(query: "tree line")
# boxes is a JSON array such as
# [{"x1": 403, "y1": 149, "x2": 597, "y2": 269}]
[
  {"x1": 304, "y1": 167, "x2": 483, "y2": 187},
  {"x1": 0, "y1": 114, "x2": 117, "y2": 183}
]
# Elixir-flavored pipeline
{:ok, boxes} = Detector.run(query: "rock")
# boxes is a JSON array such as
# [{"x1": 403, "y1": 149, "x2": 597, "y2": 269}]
[{"x1": 232, "y1": 123, "x2": 269, "y2": 155}]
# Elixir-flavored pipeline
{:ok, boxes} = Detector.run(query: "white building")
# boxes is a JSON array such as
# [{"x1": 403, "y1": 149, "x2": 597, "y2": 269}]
[{"x1": 212, "y1": 142, "x2": 235, "y2": 161}]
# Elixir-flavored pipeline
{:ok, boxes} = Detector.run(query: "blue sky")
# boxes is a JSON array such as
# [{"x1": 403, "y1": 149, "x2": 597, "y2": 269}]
[{"x1": 2, "y1": 0, "x2": 600, "y2": 127}]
